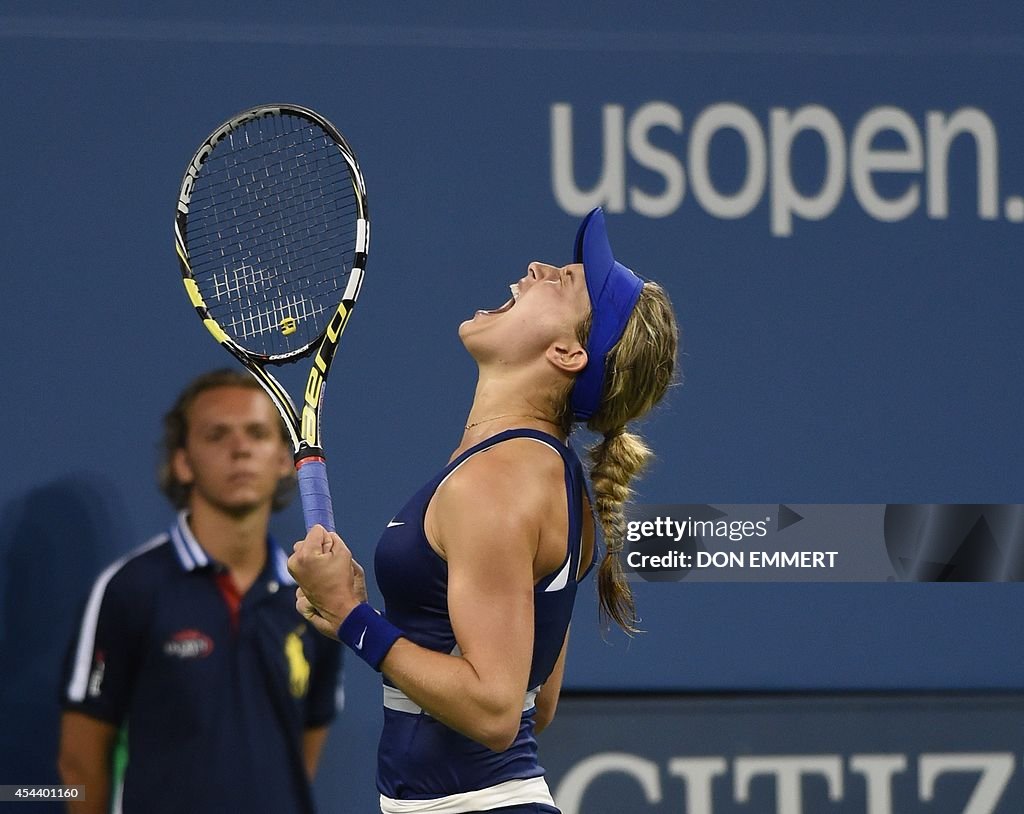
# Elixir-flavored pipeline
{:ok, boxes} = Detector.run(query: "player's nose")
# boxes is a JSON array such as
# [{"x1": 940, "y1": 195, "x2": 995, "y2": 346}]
[{"x1": 527, "y1": 262, "x2": 559, "y2": 281}]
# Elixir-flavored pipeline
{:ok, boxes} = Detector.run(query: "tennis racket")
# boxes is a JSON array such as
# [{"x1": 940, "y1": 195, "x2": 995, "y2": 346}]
[{"x1": 174, "y1": 103, "x2": 368, "y2": 533}]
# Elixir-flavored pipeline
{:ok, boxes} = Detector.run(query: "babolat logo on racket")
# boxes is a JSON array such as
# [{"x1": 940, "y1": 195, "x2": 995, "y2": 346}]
[
  {"x1": 177, "y1": 106, "x2": 282, "y2": 214},
  {"x1": 301, "y1": 305, "x2": 349, "y2": 445}
]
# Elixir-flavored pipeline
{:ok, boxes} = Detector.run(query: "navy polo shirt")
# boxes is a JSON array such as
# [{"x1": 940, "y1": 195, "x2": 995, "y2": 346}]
[{"x1": 61, "y1": 511, "x2": 342, "y2": 814}]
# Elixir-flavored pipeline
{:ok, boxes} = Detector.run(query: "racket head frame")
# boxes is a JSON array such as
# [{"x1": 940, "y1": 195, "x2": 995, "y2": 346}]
[{"x1": 173, "y1": 103, "x2": 369, "y2": 457}]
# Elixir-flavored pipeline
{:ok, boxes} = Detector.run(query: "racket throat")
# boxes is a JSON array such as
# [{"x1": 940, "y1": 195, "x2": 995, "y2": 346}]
[{"x1": 294, "y1": 444, "x2": 328, "y2": 467}]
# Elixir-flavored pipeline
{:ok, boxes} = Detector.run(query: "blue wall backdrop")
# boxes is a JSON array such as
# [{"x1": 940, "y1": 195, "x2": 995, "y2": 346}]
[{"x1": 1, "y1": 4, "x2": 1022, "y2": 811}]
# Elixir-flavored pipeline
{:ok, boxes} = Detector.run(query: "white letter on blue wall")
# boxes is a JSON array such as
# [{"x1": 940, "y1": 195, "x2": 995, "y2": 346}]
[
  {"x1": 851, "y1": 107, "x2": 923, "y2": 222},
  {"x1": 689, "y1": 102, "x2": 767, "y2": 220},
  {"x1": 770, "y1": 106, "x2": 847, "y2": 237},
  {"x1": 926, "y1": 109, "x2": 999, "y2": 220},
  {"x1": 627, "y1": 102, "x2": 685, "y2": 218},
  {"x1": 554, "y1": 752, "x2": 661, "y2": 814},
  {"x1": 552, "y1": 103, "x2": 626, "y2": 215}
]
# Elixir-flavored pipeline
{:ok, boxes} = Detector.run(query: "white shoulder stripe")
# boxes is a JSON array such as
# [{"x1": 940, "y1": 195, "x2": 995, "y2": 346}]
[
  {"x1": 169, "y1": 524, "x2": 195, "y2": 570},
  {"x1": 66, "y1": 534, "x2": 169, "y2": 702},
  {"x1": 175, "y1": 509, "x2": 209, "y2": 567}
]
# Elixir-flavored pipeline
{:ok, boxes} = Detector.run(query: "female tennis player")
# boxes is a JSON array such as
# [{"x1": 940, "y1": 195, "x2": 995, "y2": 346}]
[{"x1": 289, "y1": 207, "x2": 678, "y2": 814}]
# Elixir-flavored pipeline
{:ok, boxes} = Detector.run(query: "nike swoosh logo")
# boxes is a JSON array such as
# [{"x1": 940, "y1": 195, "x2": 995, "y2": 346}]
[
  {"x1": 387, "y1": 520, "x2": 405, "y2": 528},
  {"x1": 355, "y1": 628, "x2": 367, "y2": 650}
]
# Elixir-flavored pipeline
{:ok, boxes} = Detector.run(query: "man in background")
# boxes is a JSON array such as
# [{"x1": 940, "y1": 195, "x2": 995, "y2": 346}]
[{"x1": 58, "y1": 369, "x2": 342, "y2": 813}]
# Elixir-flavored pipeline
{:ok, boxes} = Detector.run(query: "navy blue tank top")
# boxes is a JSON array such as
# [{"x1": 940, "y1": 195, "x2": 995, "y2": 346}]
[{"x1": 373, "y1": 429, "x2": 594, "y2": 801}]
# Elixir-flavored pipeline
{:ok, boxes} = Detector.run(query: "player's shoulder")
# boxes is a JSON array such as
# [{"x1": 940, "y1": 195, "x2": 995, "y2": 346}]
[{"x1": 444, "y1": 434, "x2": 567, "y2": 505}]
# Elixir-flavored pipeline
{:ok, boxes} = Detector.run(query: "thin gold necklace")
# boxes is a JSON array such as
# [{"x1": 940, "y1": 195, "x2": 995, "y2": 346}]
[{"x1": 464, "y1": 413, "x2": 556, "y2": 431}]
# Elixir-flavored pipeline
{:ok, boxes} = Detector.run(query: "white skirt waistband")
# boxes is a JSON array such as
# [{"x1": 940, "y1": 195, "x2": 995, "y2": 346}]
[{"x1": 380, "y1": 777, "x2": 555, "y2": 813}]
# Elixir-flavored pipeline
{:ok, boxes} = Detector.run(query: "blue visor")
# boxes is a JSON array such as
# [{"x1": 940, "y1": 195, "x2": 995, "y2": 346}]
[{"x1": 570, "y1": 208, "x2": 644, "y2": 421}]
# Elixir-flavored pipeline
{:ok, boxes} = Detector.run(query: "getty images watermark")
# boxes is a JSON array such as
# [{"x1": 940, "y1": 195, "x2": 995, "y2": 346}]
[
  {"x1": 628, "y1": 513, "x2": 837, "y2": 571},
  {"x1": 623, "y1": 505, "x2": 1024, "y2": 582},
  {"x1": 625, "y1": 505, "x2": 838, "y2": 582}
]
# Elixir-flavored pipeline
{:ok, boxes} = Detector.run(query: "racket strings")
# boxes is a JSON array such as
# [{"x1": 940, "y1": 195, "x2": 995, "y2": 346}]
[
  {"x1": 191, "y1": 151, "x2": 354, "y2": 279},
  {"x1": 191, "y1": 162, "x2": 356, "y2": 251},
  {"x1": 185, "y1": 113, "x2": 361, "y2": 357}
]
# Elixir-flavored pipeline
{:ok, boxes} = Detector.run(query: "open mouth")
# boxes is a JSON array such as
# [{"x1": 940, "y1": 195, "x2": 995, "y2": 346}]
[{"x1": 479, "y1": 283, "x2": 520, "y2": 315}]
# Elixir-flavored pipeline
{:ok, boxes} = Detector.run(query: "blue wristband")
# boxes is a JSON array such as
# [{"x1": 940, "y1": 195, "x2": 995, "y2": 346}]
[{"x1": 337, "y1": 603, "x2": 403, "y2": 671}]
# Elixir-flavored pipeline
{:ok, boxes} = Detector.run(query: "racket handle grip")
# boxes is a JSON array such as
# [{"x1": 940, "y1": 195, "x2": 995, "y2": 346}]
[{"x1": 295, "y1": 454, "x2": 336, "y2": 533}]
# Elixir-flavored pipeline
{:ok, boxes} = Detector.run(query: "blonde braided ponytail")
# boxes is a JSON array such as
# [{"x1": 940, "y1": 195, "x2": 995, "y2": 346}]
[
  {"x1": 590, "y1": 428, "x2": 652, "y2": 632},
  {"x1": 578, "y1": 282, "x2": 678, "y2": 632}
]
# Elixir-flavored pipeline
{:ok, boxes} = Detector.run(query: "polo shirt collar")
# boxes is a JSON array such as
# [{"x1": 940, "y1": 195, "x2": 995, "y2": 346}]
[{"x1": 169, "y1": 510, "x2": 296, "y2": 586}]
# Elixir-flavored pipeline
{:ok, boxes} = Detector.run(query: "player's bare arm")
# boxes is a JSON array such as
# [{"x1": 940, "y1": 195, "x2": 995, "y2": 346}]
[{"x1": 290, "y1": 440, "x2": 563, "y2": 751}]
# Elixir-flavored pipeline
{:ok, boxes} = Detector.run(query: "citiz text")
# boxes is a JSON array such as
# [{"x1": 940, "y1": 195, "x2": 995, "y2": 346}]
[{"x1": 555, "y1": 752, "x2": 1018, "y2": 814}]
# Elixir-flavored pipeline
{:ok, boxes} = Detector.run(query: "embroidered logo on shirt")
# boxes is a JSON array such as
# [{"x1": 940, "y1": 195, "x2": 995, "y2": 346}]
[
  {"x1": 387, "y1": 520, "x2": 405, "y2": 528},
  {"x1": 285, "y1": 626, "x2": 310, "y2": 698},
  {"x1": 88, "y1": 652, "x2": 106, "y2": 697},
  {"x1": 163, "y1": 629, "x2": 215, "y2": 659}
]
